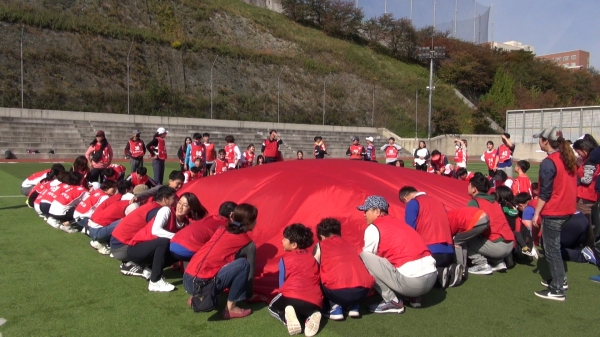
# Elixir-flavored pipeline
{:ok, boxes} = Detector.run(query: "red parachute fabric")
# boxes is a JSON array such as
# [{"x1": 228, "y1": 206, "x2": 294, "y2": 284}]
[{"x1": 178, "y1": 159, "x2": 471, "y2": 298}]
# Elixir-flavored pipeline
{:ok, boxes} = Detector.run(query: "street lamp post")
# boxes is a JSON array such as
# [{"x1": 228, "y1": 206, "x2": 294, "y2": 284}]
[
  {"x1": 210, "y1": 55, "x2": 219, "y2": 119},
  {"x1": 277, "y1": 68, "x2": 283, "y2": 123},
  {"x1": 417, "y1": 46, "x2": 446, "y2": 139},
  {"x1": 323, "y1": 72, "x2": 331, "y2": 125},
  {"x1": 126, "y1": 39, "x2": 134, "y2": 115}
]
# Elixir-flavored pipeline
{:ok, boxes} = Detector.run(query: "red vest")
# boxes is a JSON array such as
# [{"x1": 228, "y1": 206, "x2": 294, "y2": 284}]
[
  {"x1": 111, "y1": 201, "x2": 162, "y2": 244},
  {"x1": 367, "y1": 145, "x2": 376, "y2": 161},
  {"x1": 460, "y1": 171, "x2": 475, "y2": 182},
  {"x1": 314, "y1": 142, "x2": 326, "y2": 158},
  {"x1": 349, "y1": 145, "x2": 364, "y2": 160},
  {"x1": 190, "y1": 143, "x2": 205, "y2": 162},
  {"x1": 186, "y1": 227, "x2": 252, "y2": 279},
  {"x1": 319, "y1": 236, "x2": 374, "y2": 290},
  {"x1": 54, "y1": 186, "x2": 86, "y2": 207},
  {"x1": 205, "y1": 143, "x2": 216, "y2": 162},
  {"x1": 540, "y1": 152, "x2": 577, "y2": 216},
  {"x1": 156, "y1": 137, "x2": 167, "y2": 160},
  {"x1": 128, "y1": 139, "x2": 145, "y2": 158},
  {"x1": 93, "y1": 143, "x2": 111, "y2": 165},
  {"x1": 75, "y1": 190, "x2": 107, "y2": 216},
  {"x1": 130, "y1": 207, "x2": 182, "y2": 245},
  {"x1": 371, "y1": 216, "x2": 431, "y2": 268},
  {"x1": 40, "y1": 183, "x2": 69, "y2": 204},
  {"x1": 131, "y1": 174, "x2": 149, "y2": 186},
  {"x1": 171, "y1": 215, "x2": 227, "y2": 253},
  {"x1": 214, "y1": 159, "x2": 228, "y2": 175},
  {"x1": 34, "y1": 181, "x2": 58, "y2": 205},
  {"x1": 431, "y1": 155, "x2": 446, "y2": 171},
  {"x1": 105, "y1": 164, "x2": 126, "y2": 181},
  {"x1": 94, "y1": 193, "x2": 122, "y2": 213},
  {"x1": 263, "y1": 138, "x2": 279, "y2": 157},
  {"x1": 454, "y1": 147, "x2": 465, "y2": 164},
  {"x1": 23, "y1": 169, "x2": 50, "y2": 187},
  {"x1": 31, "y1": 181, "x2": 49, "y2": 197},
  {"x1": 512, "y1": 175, "x2": 532, "y2": 196},
  {"x1": 483, "y1": 150, "x2": 497, "y2": 169},
  {"x1": 413, "y1": 195, "x2": 453, "y2": 246},
  {"x1": 242, "y1": 151, "x2": 255, "y2": 168},
  {"x1": 473, "y1": 197, "x2": 515, "y2": 242},
  {"x1": 225, "y1": 143, "x2": 237, "y2": 164},
  {"x1": 183, "y1": 171, "x2": 198, "y2": 184},
  {"x1": 277, "y1": 250, "x2": 323, "y2": 308},
  {"x1": 577, "y1": 163, "x2": 600, "y2": 202},
  {"x1": 447, "y1": 208, "x2": 486, "y2": 236},
  {"x1": 90, "y1": 200, "x2": 130, "y2": 226},
  {"x1": 498, "y1": 144, "x2": 511, "y2": 163}
]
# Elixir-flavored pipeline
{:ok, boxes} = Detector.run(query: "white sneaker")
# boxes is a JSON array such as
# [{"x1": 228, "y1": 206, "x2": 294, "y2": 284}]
[
  {"x1": 468, "y1": 264, "x2": 493, "y2": 275},
  {"x1": 491, "y1": 262, "x2": 507, "y2": 272},
  {"x1": 46, "y1": 217, "x2": 60, "y2": 228},
  {"x1": 90, "y1": 241, "x2": 104, "y2": 250},
  {"x1": 531, "y1": 246, "x2": 540, "y2": 260},
  {"x1": 304, "y1": 311, "x2": 322, "y2": 337},
  {"x1": 59, "y1": 225, "x2": 79, "y2": 234},
  {"x1": 97, "y1": 245, "x2": 111, "y2": 255},
  {"x1": 142, "y1": 267, "x2": 152, "y2": 280},
  {"x1": 284, "y1": 306, "x2": 301, "y2": 335},
  {"x1": 148, "y1": 278, "x2": 175, "y2": 292}
]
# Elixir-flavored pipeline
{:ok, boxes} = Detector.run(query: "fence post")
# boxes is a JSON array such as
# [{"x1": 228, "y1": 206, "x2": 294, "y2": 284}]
[{"x1": 522, "y1": 110, "x2": 525, "y2": 143}]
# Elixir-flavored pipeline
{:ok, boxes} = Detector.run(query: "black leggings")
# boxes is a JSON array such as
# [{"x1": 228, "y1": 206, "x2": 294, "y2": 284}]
[
  {"x1": 88, "y1": 168, "x2": 104, "y2": 183},
  {"x1": 415, "y1": 163, "x2": 427, "y2": 171},
  {"x1": 27, "y1": 191, "x2": 39, "y2": 207},
  {"x1": 269, "y1": 294, "x2": 320, "y2": 323},
  {"x1": 51, "y1": 208, "x2": 76, "y2": 222},
  {"x1": 127, "y1": 238, "x2": 176, "y2": 282}
]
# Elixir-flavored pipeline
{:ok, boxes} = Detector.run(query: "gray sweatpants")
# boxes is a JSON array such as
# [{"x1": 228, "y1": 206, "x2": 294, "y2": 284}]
[
  {"x1": 454, "y1": 215, "x2": 490, "y2": 266},
  {"x1": 360, "y1": 252, "x2": 437, "y2": 302},
  {"x1": 466, "y1": 235, "x2": 513, "y2": 266},
  {"x1": 21, "y1": 185, "x2": 33, "y2": 196},
  {"x1": 130, "y1": 157, "x2": 143, "y2": 174},
  {"x1": 497, "y1": 165, "x2": 513, "y2": 178}
]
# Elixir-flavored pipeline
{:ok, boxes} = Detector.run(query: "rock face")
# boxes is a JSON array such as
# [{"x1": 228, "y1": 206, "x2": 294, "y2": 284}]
[{"x1": 241, "y1": 0, "x2": 283, "y2": 13}]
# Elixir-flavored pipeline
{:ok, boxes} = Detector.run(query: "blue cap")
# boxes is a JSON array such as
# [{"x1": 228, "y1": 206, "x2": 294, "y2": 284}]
[{"x1": 357, "y1": 195, "x2": 389, "y2": 212}]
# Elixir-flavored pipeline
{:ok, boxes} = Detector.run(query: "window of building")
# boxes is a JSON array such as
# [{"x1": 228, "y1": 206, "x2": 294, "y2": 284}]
[
  {"x1": 571, "y1": 55, "x2": 576, "y2": 60},
  {"x1": 555, "y1": 57, "x2": 561, "y2": 62},
  {"x1": 571, "y1": 62, "x2": 576, "y2": 67},
  {"x1": 563, "y1": 56, "x2": 569, "y2": 61}
]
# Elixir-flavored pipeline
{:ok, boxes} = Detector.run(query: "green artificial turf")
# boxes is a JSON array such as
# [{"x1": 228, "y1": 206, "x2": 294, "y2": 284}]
[{"x1": 0, "y1": 162, "x2": 595, "y2": 337}]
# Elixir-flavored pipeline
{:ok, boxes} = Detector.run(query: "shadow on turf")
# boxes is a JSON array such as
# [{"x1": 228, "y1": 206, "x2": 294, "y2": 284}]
[{"x1": 0, "y1": 204, "x2": 28, "y2": 211}]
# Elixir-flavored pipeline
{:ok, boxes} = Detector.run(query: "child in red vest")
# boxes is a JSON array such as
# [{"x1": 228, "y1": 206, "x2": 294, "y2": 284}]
[
  {"x1": 103, "y1": 164, "x2": 126, "y2": 182},
  {"x1": 211, "y1": 149, "x2": 229, "y2": 175},
  {"x1": 183, "y1": 166, "x2": 201, "y2": 184},
  {"x1": 241, "y1": 144, "x2": 255, "y2": 168},
  {"x1": 481, "y1": 140, "x2": 497, "y2": 176},
  {"x1": 269, "y1": 224, "x2": 322, "y2": 337},
  {"x1": 512, "y1": 160, "x2": 532, "y2": 196},
  {"x1": 127, "y1": 167, "x2": 157, "y2": 188},
  {"x1": 314, "y1": 218, "x2": 373, "y2": 320}
]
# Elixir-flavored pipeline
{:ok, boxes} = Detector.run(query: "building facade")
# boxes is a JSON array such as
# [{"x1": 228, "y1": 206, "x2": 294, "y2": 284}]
[
  {"x1": 537, "y1": 50, "x2": 590, "y2": 70},
  {"x1": 490, "y1": 41, "x2": 535, "y2": 53}
]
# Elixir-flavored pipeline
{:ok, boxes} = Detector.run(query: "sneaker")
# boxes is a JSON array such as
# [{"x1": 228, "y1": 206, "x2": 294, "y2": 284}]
[
  {"x1": 97, "y1": 245, "x2": 111, "y2": 255},
  {"x1": 46, "y1": 217, "x2": 60, "y2": 228},
  {"x1": 521, "y1": 246, "x2": 534, "y2": 257},
  {"x1": 448, "y1": 264, "x2": 465, "y2": 287},
  {"x1": 222, "y1": 307, "x2": 252, "y2": 320},
  {"x1": 148, "y1": 278, "x2": 175, "y2": 292},
  {"x1": 81, "y1": 227, "x2": 89, "y2": 236},
  {"x1": 530, "y1": 246, "x2": 540, "y2": 260},
  {"x1": 304, "y1": 312, "x2": 321, "y2": 337},
  {"x1": 541, "y1": 278, "x2": 568, "y2": 290},
  {"x1": 327, "y1": 304, "x2": 344, "y2": 321},
  {"x1": 406, "y1": 296, "x2": 422, "y2": 308},
  {"x1": 491, "y1": 262, "x2": 507, "y2": 272},
  {"x1": 468, "y1": 264, "x2": 493, "y2": 275},
  {"x1": 284, "y1": 306, "x2": 301, "y2": 335},
  {"x1": 590, "y1": 275, "x2": 600, "y2": 283},
  {"x1": 582, "y1": 246, "x2": 598, "y2": 266},
  {"x1": 90, "y1": 240, "x2": 104, "y2": 250},
  {"x1": 347, "y1": 304, "x2": 360, "y2": 318},
  {"x1": 120, "y1": 262, "x2": 145, "y2": 278},
  {"x1": 437, "y1": 267, "x2": 449, "y2": 288},
  {"x1": 142, "y1": 267, "x2": 152, "y2": 280},
  {"x1": 369, "y1": 300, "x2": 405, "y2": 314},
  {"x1": 534, "y1": 289, "x2": 565, "y2": 301},
  {"x1": 59, "y1": 224, "x2": 79, "y2": 234}
]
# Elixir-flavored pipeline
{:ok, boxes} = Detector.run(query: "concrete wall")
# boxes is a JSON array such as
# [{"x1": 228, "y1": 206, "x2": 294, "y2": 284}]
[{"x1": 0, "y1": 107, "x2": 546, "y2": 162}]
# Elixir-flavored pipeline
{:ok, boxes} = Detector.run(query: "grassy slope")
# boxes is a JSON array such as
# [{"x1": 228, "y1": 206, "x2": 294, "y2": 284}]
[
  {"x1": 2, "y1": 163, "x2": 596, "y2": 337},
  {"x1": 0, "y1": 0, "x2": 474, "y2": 136}
]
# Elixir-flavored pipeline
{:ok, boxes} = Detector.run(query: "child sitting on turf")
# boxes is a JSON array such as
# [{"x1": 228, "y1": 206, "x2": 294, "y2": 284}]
[
  {"x1": 127, "y1": 167, "x2": 157, "y2": 188},
  {"x1": 269, "y1": 224, "x2": 322, "y2": 337},
  {"x1": 512, "y1": 160, "x2": 532, "y2": 196},
  {"x1": 211, "y1": 149, "x2": 229, "y2": 175},
  {"x1": 513, "y1": 192, "x2": 540, "y2": 259},
  {"x1": 495, "y1": 186, "x2": 535, "y2": 263},
  {"x1": 313, "y1": 218, "x2": 373, "y2": 320}
]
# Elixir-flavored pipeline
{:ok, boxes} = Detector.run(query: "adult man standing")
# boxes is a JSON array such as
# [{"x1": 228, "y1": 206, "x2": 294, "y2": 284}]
[
  {"x1": 495, "y1": 133, "x2": 516, "y2": 178},
  {"x1": 124, "y1": 130, "x2": 146, "y2": 173},
  {"x1": 380, "y1": 137, "x2": 402, "y2": 165},
  {"x1": 358, "y1": 196, "x2": 437, "y2": 313},
  {"x1": 262, "y1": 130, "x2": 283, "y2": 163}
]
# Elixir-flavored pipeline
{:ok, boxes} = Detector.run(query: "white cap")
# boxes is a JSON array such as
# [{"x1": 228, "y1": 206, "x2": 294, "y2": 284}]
[
  {"x1": 90, "y1": 182, "x2": 101, "y2": 190},
  {"x1": 366, "y1": 136, "x2": 374, "y2": 142},
  {"x1": 157, "y1": 127, "x2": 169, "y2": 134}
]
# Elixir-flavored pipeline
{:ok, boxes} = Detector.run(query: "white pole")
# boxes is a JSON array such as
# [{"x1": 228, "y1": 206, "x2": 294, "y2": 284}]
[
  {"x1": 428, "y1": 56, "x2": 434, "y2": 139},
  {"x1": 126, "y1": 39, "x2": 134, "y2": 115},
  {"x1": 433, "y1": 0, "x2": 436, "y2": 30},
  {"x1": 210, "y1": 55, "x2": 219, "y2": 119},
  {"x1": 384, "y1": 0, "x2": 387, "y2": 14},
  {"x1": 473, "y1": 0, "x2": 476, "y2": 43},
  {"x1": 372, "y1": 82, "x2": 375, "y2": 127},
  {"x1": 491, "y1": 4, "x2": 494, "y2": 43},
  {"x1": 410, "y1": 0, "x2": 413, "y2": 21},
  {"x1": 20, "y1": 25, "x2": 24, "y2": 110},
  {"x1": 454, "y1": 0, "x2": 458, "y2": 38},
  {"x1": 323, "y1": 72, "x2": 331, "y2": 125},
  {"x1": 277, "y1": 68, "x2": 283, "y2": 123},
  {"x1": 415, "y1": 89, "x2": 418, "y2": 139}
]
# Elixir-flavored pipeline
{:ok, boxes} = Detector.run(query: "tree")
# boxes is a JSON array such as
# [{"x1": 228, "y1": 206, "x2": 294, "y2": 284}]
[{"x1": 321, "y1": 0, "x2": 363, "y2": 39}]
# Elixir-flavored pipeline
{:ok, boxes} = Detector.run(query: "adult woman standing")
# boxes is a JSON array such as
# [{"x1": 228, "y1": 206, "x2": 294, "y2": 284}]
[
  {"x1": 413, "y1": 141, "x2": 430, "y2": 171},
  {"x1": 85, "y1": 131, "x2": 113, "y2": 183},
  {"x1": 177, "y1": 137, "x2": 192, "y2": 171},
  {"x1": 146, "y1": 127, "x2": 169, "y2": 185},
  {"x1": 129, "y1": 191, "x2": 207, "y2": 292},
  {"x1": 532, "y1": 127, "x2": 577, "y2": 301},
  {"x1": 183, "y1": 203, "x2": 258, "y2": 319}
]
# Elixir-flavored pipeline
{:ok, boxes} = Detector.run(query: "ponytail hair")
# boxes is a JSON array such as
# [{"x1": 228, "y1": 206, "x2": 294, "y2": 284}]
[
  {"x1": 227, "y1": 203, "x2": 258, "y2": 234},
  {"x1": 547, "y1": 136, "x2": 577, "y2": 174},
  {"x1": 41, "y1": 164, "x2": 66, "y2": 183}
]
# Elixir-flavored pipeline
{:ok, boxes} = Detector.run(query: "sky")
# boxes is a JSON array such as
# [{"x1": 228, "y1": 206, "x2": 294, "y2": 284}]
[{"x1": 360, "y1": 0, "x2": 600, "y2": 68}]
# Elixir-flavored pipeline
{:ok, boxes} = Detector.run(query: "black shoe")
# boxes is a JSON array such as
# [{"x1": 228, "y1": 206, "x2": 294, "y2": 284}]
[
  {"x1": 120, "y1": 262, "x2": 144, "y2": 277},
  {"x1": 541, "y1": 279, "x2": 568, "y2": 290},
  {"x1": 534, "y1": 289, "x2": 565, "y2": 301}
]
